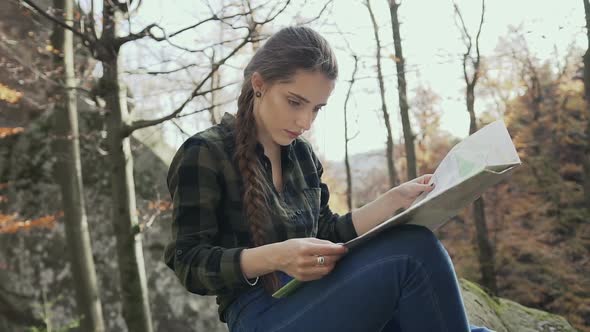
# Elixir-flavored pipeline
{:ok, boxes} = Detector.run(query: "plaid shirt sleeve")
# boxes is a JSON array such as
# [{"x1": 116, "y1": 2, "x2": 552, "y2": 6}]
[
  {"x1": 311, "y1": 149, "x2": 359, "y2": 244},
  {"x1": 163, "y1": 137, "x2": 254, "y2": 295}
]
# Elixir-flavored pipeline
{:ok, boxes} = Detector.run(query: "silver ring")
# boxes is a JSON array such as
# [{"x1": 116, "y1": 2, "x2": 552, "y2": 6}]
[{"x1": 316, "y1": 255, "x2": 325, "y2": 266}]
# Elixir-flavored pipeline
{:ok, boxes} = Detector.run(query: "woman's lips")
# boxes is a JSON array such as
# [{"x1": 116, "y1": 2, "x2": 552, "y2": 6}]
[{"x1": 285, "y1": 130, "x2": 300, "y2": 139}]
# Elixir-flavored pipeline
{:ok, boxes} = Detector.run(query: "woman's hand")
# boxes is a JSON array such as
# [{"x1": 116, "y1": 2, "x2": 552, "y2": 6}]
[
  {"x1": 392, "y1": 174, "x2": 435, "y2": 210},
  {"x1": 275, "y1": 238, "x2": 348, "y2": 282},
  {"x1": 348, "y1": 174, "x2": 436, "y2": 237}
]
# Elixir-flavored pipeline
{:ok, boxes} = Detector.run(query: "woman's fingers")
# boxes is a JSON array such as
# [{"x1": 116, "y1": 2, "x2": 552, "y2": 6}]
[
  {"x1": 410, "y1": 173, "x2": 433, "y2": 184},
  {"x1": 417, "y1": 174, "x2": 433, "y2": 184},
  {"x1": 282, "y1": 238, "x2": 350, "y2": 281},
  {"x1": 298, "y1": 254, "x2": 344, "y2": 268},
  {"x1": 300, "y1": 241, "x2": 348, "y2": 256},
  {"x1": 422, "y1": 182, "x2": 435, "y2": 191},
  {"x1": 410, "y1": 182, "x2": 432, "y2": 194},
  {"x1": 296, "y1": 264, "x2": 337, "y2": 281}
]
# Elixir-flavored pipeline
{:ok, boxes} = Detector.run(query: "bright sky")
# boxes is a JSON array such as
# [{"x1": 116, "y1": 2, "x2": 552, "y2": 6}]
[
  {"x1": 309, "y1": 0, "x2": 585, "y2": 161},
  {"x1": 117, "y1": 0, "x2": 586, "y2": 162}
]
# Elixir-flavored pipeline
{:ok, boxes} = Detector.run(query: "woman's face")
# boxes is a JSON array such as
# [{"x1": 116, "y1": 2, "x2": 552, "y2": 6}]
[{"x1": 252, "y1": 70, "x2": 335, "y2": 148}]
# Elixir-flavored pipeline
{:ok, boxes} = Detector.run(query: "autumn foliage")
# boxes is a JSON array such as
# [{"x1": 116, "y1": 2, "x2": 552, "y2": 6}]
[
  {"x1": 0, "y1": 212, "x2": 61, "y2": 234},
  {"x1": 0, "y1": 127, "x2": 25, "y2": 138},
  {"x1": 0, "y1": 83, "x2": 22, "y2": 104}
]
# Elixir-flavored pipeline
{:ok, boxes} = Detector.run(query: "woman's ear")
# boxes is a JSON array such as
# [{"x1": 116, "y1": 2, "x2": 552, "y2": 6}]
[{"x1": 251, "y1": 72, "x2": 266, "y2": 94}]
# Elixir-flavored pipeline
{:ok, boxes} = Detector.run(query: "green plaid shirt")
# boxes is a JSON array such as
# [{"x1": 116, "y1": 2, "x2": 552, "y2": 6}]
[{"x1": 163, "y1": 112, "x2": 358, "y2": 322}]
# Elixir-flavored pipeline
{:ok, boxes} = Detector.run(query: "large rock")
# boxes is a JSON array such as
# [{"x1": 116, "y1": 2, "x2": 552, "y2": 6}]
[{"x1": 461, "y1": 278, "x2": 577, "y2": 332}]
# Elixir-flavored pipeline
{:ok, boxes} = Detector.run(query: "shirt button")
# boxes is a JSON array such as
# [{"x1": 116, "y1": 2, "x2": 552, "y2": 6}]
[
  {"x1": 176, "y1": 249, "x2": 183, "y2": 255},
  {"x1": 296, "y1": 210, "x2": 302, "y2": 215}
]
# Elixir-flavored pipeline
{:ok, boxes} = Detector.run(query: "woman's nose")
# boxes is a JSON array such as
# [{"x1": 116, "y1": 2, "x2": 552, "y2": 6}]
[{"x1": 295, "y1": 110, "x2": 314, "y2": 131}]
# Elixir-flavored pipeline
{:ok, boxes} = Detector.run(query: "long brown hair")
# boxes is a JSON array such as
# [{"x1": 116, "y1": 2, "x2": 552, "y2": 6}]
[{"x1": 234, "y1": 26, "x2": 338, "y2": 293}]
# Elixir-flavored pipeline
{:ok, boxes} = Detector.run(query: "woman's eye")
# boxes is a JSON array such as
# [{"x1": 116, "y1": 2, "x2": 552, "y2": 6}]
[{"x1": 288, "y1": 99, "x2": 301, "y2": 107}]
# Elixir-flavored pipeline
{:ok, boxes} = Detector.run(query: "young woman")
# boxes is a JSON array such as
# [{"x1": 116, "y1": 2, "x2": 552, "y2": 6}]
[{"x1": 164, "y1": 26, "x2": 492, "y2": 332}]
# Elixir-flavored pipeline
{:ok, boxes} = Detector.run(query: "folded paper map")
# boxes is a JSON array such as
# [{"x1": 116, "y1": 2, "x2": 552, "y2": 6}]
[{"x1": 272, "y1": 119, "x2": 522, "y2": 298}]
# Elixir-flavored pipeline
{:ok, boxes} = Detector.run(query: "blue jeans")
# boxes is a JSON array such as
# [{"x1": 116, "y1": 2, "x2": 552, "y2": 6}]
[{"x1": 224, "y1": 224, "x2": 494, "y2": 332}]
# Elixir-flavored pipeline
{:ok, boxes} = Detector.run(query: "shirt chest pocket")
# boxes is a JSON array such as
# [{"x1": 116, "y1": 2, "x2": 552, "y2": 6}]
[{"x1": 300, "y1": 187, "x2": 321, "y2": 237}]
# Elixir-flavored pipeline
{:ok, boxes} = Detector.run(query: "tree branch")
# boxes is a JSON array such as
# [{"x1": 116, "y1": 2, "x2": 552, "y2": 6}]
[
  {"x1": 175, "y1": 98, "x2": 236, "y2": 119},
  {"x1": 453, "y1": 2, "x2": 472, "y2": 53},
  {"x1": 19, "y1": 0, "x2": 96, "y2": 48},
  {"x1": 84, "y1": 0, "x2": 99, "y2": 42},
  {"x1": 475, "y1": 0, "x2": 485, "y2": 59},
  {"x1": 344, "y1": 54, "x2": 359, "y2": 143},
  {"x1": 294, "y1": 0, "x2": 334, "y2": 26},
  {"x1": 170, "y1": 118, "x2": 192, "y2": 138},
  {"x1": 123, "y1": 0, "x2": 293, "y2": 134},
  {"x1": 125, "y1": 63, "x2": 200, "y2": 76},
  {"x1": 255, "y1": 0, "x2": 291, "y2": 25},
  {"x1": 453, "y1": 2, "x2": 472, "y2": 85},
  {"x1": 0, "y1": 40, "x2": 97, "y2": 102},
  {"x1": 116, "y1": 23, "x2": 160, "y2": 46},
  {"x1": 125, "y1": 32, "x2": 252, "y2": 135},
  {"x1": 116, "y1": 7, "x2": 258, "y2": 47},
  {"x1": 181, "y1": 35, "x2": 264, "y2": 53}
]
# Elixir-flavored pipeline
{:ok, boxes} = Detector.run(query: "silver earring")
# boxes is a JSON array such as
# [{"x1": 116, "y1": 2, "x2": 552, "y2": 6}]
[{"x1": 255, "y1": 91, "x2": 261, "y2": 97}]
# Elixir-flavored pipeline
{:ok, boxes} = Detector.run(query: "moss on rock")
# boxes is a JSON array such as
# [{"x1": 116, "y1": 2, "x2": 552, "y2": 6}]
[{"x1": 461, "y1": 278, "x2": 577, "y2": 332}]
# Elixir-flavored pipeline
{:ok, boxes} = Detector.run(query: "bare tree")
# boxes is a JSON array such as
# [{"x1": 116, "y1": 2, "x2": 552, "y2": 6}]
[
  {"x1": 208, "y1": 21, "x2": 224, "y2": 125},
  {"x1": 366, "y1": 0, "x2": 398, "y2": 187},
  {"x1": 454, "y1": 0, "x2": 497, "y2": 294},
  {"x1": 49, "y1": 0, "x2": 105, "y2": 330},
  {"x1": 583, "y1": 0, "x2": 590, "y2": 212},
  {"x1": 20, "y1": 0, "x2": 292, "y2": 330},
  {"x1": 332, "y1": 24, "x2": 361, "y2": 212},
  {"x1": 343, "y1": 55, "x2": 360, "y2": 211},
  {"x1": 387, "y1": 0, "x2": 417, "y2": 180}
]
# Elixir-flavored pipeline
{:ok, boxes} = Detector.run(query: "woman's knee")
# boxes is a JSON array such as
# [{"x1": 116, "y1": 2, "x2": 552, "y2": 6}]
[
  {"x1": 397, "y1": 224, "x2": 438, "y2": 243},
  {"x1": 381, "y1": 224, "x2": 447, "y2": 263}
]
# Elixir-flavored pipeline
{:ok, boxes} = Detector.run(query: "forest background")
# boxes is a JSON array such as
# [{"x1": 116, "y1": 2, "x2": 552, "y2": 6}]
[{"x1": 0, "y1": 0, "x2": 589, "y2": 331}]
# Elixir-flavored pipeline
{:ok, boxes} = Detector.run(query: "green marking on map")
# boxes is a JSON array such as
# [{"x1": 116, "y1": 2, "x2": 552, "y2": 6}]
[{"x1": 455, "y1": 154, "x2": 480, "y2": 178}]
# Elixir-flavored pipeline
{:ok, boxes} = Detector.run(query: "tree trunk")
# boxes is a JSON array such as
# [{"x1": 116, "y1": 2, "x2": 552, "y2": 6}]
[
  {"x1": 101, "y1": 4, "x2": 153, "y2": 332},
  {"x1": 472, "y1": 195, "x2": 497, "y2": 293},
  {"x1": 209, "y1": 47, "x2": 220, "y2": 125},
  {"x1": 471, "y1": 203, "x2": 494, "y2": 294},
  {"x1": 51, "y1": 0, "x2": 106, "y2": 331},
  {"x1": 388, "y1": 0, "x2": 417, "y2": 180},
  {"x1": 467, "y1": 84, "x2": 477, "y2": 134},
  {"x1": 456, "y1": 0, "x2": 497, "y2": 294},
  {"x1": 209, "y1": 9, "x2": 225, "y2": 125},
  {"x1": 344, "y1": 56, "x2": 359, "y2": 211},
  {"x1": 344, "y1": 139, "x2": 353, "y2": 211},
  {"x1": 583, "y1": 0, "x2": 590, "y2": 212},
  {"x1": 367, "y1": 0, "x2": 398, "y2": 187},
  {"x1": 468, "y1": 80, "x2": 497, "y2": 296},
  {"x1": 467, "y1": 81, "x2": 497, "y2": 294}
]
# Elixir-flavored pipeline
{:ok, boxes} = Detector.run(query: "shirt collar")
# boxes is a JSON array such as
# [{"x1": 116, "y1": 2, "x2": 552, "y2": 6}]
[{"x1": 219, "y1": 112, "x2": 296, "y2": 172}]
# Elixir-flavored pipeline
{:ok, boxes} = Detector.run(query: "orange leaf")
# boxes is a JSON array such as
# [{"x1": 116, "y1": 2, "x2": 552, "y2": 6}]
[
  {"x1": 0, "y1": 83, "x2": 23, "y2": 104},
  {"x1": 148, "y1": 199, "x2": 172, "y2": 212},
  {"x1": 389, "y1": 54, "x2": 402, "y2": 63},
  {"x1": 0, "y1": 127, "x2": 24, "y2": 138},
  {"x1": 0, "y1": 212, "x2": 59, "y2": 234}
]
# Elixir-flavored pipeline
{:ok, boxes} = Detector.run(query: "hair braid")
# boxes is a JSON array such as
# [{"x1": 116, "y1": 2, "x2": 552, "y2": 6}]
[
  {"x1": 232, "y1": 26, "x2": 338, "y2": 295},
  {"x1": 234, "y1": 85, "x2": 281, "y2": 293}
]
